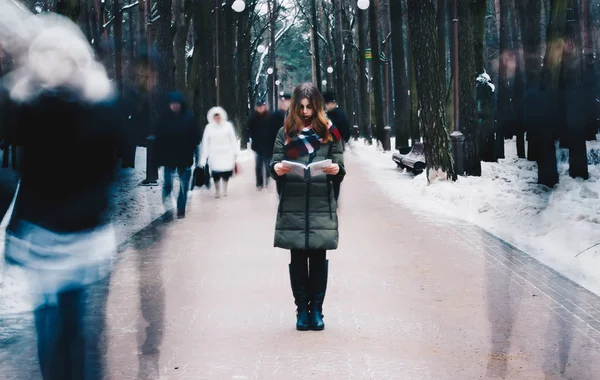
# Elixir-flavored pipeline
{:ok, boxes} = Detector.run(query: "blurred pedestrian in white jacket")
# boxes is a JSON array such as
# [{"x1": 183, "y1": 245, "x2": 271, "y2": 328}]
[{"x1": 200, "y1": 107, "x2": 239, "y2": 198}]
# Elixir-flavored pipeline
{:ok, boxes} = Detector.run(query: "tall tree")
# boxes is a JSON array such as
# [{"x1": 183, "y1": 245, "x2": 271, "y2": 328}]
[
  {"x1": 537, "y1": 0, "x2": 567, "y2": 187},
  {"x1": 368, "y1": 0, "x2": 386, "y2": 146},
  {"x1": 113, "y1": 0, "x2": 124, "y2": 95},
  {"x1": 458, "y1": 0, "x2": 481, "y2": 176},
  {"x1": 342, "y1": 1, "x2": 357, "y2": 132},
  {"x1": 437, "y1": 0, "x2": 446, "y2": 79},
  {"x1": 155, "y1": 0, "x2": 173, "y2": 102},
  {"x1": 311, "y1": 0, "x2": 322, "y2": 90},
  {"x1": 471, "y1": 0, "x2": 487, "y2": 72},
  {"x1": 390, "y1": 0, "x2": 410, "y2": 148},
  {"x1": 55, "y1": 0, "x2": 81, "y2": 22},
  {"x1": 562, "y1": 0, "x2": 589, "y2": 179},
  {"x1": 357, "y1": 5, "x2": 372, "y2": 142},
  {"x1": 333, "y1": 0, "x2": 346, "y2": 111},
  {"x1": 406, "y1": 0, "x2": 457, "y2": 181},
  {"x1": 496, "y1": 0, "x2": 514, "y2": 159},
  {"x1": 174, "y1": 0, "x2": 191, "y2": 92},
  {"x1": 407, "y1": 23, "x2": 420, "y2": 144},
  {"x1": 516, "y1": 0, "x2": 543, "y2": 160}
]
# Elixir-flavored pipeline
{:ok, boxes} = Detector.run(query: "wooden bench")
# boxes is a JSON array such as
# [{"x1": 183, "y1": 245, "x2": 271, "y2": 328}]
[{"x1": 392, "y1": 142, "x2": 426, "y2": 174}]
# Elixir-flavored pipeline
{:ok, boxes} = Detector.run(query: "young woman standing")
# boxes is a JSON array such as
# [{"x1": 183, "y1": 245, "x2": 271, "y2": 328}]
[{"x1": 270, "y1": 83, "x2": 345, "y2": 331}]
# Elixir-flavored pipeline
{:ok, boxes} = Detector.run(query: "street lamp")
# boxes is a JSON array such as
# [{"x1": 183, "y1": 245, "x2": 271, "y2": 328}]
[
  {"x1": 322, "y1": 80, "x2": 328, "y2": 87},
  {"x1": 267, "y1": 67, "x2": 274, "y2": 75},
  {"x1": 327, "y1": 66, "x2": 334, "y2": 74},
  {"x1": 275, "y1": 79, "x2": 281, "y2": 86},
  {"x1": 357, "y1": 0, "x2": 370, "y2": 10},
  {"x1": 231, "y1": 0, "x2": 245, "y2": 12},
  {"x1": 257, "y1": 44, "x2": 266, "y2": 53}
]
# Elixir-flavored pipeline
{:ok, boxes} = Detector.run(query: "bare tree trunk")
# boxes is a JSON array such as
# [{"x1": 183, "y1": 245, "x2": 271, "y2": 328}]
[
  {"x1": 438, "y1": 0, "x2": 446, "y2": 80},
  {"x1": 56, "y1": 0, "x2": 81, "y2": 22},
  {"x1": 516, "y1": 0, "x2": 543, "y2": 160},
  {"x1": 391, "y1": 0, "x2": 410, "y2": 148},
  {"x1": 506, "y1": 0, "x2": 525, "y2": 158},
  {"x1": 407, "y1": 0, "x2": 456, "y2": 180},
  {"x1": 174, "y1": 0, "x2": 191, "y2": 92},
  {"x1": 369, "y1": 0, "x2": 386, "y2": 146},
  {"x1": 496, "y1": 0, "x2": 513, "y2": 159},
  {"x1": 138, "y1": 0, "x2": 146, "y2": 55},
  {"x1": 357, "y1": 6, "x2": 372, "y2": 142},
  {"x1": 458, "y1": 0, "x2": 481, "y2": 176},
  {"x1": 155, "y1": 0, "x2": 173, "y2": 104},
  {"x1": 407, "y1": 22, "x2": 420, "y2": 144},
  {"x1": 189, "y1": 0, "x2": 216, "y2": 136},
  {"x1": 563, "y1": 0, "x2": 589, "y2": 179},
  {"x1": 311, "y1": 0, "x2": 322, "y2": 91},
  {"x1": 342, "y1": 0, "x2": 357, "y2": 131},
  {"x1": 333, "y1": 0, "x2": 346, "y2": 111},
  {"x1": 113, "y1": 0, "x2": 124, "y2": 96},
  {"x1": 537, "y1": 0, "x2": 567, "y2": 187}
]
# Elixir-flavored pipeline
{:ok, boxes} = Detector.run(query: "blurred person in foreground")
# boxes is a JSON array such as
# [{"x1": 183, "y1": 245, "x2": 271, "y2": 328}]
[{"x1": 0, "y1": 9, "x2": 123, "y2": 380}]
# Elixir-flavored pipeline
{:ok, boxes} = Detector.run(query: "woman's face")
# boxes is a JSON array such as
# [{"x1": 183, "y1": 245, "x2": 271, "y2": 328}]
[
  {"x1": 214, "y1": 114, "x2": 222, "y2": 124},
  {"x1": 299, "y1": 98, "x2": 314, "y2": 120}
]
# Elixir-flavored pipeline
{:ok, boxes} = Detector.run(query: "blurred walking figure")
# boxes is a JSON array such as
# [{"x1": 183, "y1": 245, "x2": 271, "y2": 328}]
[
  {"x1": 0, "y1": 9, "x2": 122, "y2": 380},
  {"x1": 268, "y1": 93, "x2": 292, "y2": 195},
  {"x1": 200, "y1": 107, "x2": 238, "y2": 198},
  {"x1": 270, "y1": 83, "x2": 346, "y2": 331},
  {"x1": 247, "y1": 100, "x2": 272, "y2": 190},
  {"x1": 323, "y1": 91, "x2": 350, "y2": 201},
  {"x1": 323, "y1": 91, "x2": 351, "y2": 147},
  {"x1": 155, "y1": 91, "x2": 199, "y2": 218}
]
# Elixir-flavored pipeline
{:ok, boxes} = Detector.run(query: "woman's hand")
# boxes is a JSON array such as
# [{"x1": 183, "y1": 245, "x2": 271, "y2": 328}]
[
  {"x1": 323, "y1": 163, "x2": 340, "y2": 175},
  {"x1": 274, "y1": 162, "x2": 291, "y2": 176}
]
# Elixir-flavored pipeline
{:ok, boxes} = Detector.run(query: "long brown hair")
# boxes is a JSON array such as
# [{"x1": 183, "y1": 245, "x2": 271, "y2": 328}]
[{"x1": 284, "y1": 83, "x2": 332, "y2": 143}]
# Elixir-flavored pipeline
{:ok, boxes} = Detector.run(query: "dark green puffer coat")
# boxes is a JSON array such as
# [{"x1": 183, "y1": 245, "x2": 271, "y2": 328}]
[{"x1": 270, "y1": 128, "x2": 346, "y2": 250}]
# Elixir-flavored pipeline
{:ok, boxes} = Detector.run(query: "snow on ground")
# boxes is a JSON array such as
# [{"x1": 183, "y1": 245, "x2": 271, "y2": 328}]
[
  {"x1": 350, "y1": 137, "x2": 600, "y2": 296},
  {"x1": 0, "y1": 148, "x2": 166, "y2": 315}
]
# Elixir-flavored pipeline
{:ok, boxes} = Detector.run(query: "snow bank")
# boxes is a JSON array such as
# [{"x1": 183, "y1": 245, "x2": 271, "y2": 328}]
[{"x1": 351, "y1": 138, "x2": 600, "y2": 296}]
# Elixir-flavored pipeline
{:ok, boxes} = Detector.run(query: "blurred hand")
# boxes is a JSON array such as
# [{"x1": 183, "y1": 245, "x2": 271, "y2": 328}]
[
  {"x1": 274, "y1": 163, "x2": 291, "y2": 176},
  {"x1": 323, "y1": 164, "x2": 340, "y2": 175}
]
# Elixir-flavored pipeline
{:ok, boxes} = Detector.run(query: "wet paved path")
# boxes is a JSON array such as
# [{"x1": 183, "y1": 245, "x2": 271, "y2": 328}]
[{"x1": 1, "y1": 153, "x2": 600, "y2": 379}]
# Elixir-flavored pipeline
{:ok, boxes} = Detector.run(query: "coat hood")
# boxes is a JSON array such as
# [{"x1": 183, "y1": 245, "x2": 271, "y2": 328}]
[
  {"x1": 207, "y1": 106, "x2": 229, "y2": 124},
  {"x1": 167, "y1": 91, "x2": 188, "y2": 112}
]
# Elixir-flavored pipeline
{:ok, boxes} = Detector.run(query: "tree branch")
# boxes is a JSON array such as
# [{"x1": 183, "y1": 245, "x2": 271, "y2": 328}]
[{"x1": 102, "y1": 1, "x2": 139, "y2": 30}]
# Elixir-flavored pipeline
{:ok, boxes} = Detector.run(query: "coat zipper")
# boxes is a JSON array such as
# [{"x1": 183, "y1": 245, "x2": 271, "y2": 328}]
[{"x1": 305, "y1": 181, "x2": 310, "y2": 249}]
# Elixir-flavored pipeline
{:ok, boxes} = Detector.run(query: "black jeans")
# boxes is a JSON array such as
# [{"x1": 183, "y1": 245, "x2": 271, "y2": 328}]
[
  {"x1": 34, "y1": 278, "x2": 110, "y2": 380},
  {"x1": 255, "y1": 153, "x2": 272, "y2": 188}
]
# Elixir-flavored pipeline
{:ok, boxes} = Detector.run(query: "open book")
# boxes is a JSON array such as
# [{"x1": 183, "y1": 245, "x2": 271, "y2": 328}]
[{"x1": 282, "y1": 159, "x2": 332, "y2": 180}]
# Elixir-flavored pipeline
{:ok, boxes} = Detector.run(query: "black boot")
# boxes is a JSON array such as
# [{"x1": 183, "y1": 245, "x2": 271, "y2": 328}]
[
  {"x1": 289, "y1": 263, "x2": 310, "y2": 331},
  {"x1": 309, "y1": 259, "x2": 328, "y2": 331}
]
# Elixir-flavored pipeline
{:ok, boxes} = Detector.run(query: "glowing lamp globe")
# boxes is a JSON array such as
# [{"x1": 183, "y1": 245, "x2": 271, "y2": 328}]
[
  {"x1": 232, "y1": 0, "x2": 246, "y2": 13},
  {"x1": 357, "y1": 0, "x2": 370, "y2": 10}
]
